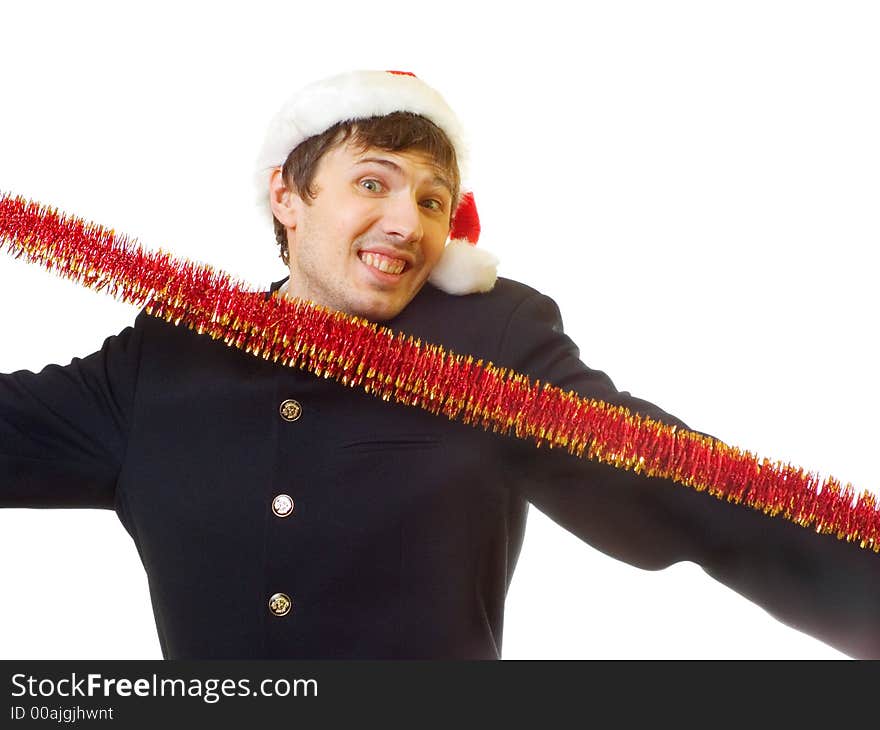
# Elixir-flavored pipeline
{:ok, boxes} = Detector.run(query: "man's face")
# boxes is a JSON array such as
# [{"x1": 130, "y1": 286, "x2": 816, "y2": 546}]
[{"x1": 270, "y1": 139, "x2": 454, "y2": 321}]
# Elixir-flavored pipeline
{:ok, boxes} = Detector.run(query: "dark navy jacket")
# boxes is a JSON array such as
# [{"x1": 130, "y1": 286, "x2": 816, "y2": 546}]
[{"x1": 2, "y1": 275, "x2": 879, "y2": 658}]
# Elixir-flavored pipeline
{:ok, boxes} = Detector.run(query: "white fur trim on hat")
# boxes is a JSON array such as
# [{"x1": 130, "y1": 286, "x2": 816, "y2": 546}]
[{"x1": 427, "y1": 239, "x2": 498, "y2": 295}]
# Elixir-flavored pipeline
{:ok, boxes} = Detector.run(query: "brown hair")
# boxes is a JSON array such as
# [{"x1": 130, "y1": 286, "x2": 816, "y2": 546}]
[{"x1": 272, "y1": 111, "x2": 461, "y2": 266}]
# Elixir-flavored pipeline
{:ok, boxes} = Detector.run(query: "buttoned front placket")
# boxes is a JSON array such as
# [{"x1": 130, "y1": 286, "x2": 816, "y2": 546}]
[
  {"x1": 264, "y1": 388, "x2": 304, "y2": 639},
  {"x1": 263, "y1": 356, "x2": 349, "y2": 657}
]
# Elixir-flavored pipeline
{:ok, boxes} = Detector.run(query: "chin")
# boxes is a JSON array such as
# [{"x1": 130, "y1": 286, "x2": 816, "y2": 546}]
[
  {"x1": 359, "y1": 305, "x2": 401, "y2": 322},
  {"x1": 349, "y1": 296, "x2": 407, "y2": 322}
]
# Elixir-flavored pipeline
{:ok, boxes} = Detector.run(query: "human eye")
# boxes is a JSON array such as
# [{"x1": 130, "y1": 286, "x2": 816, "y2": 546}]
[
  {"x1": 421, "y1": 198, "x2": 446, "y2": 212},
  {"x1": 359, "y1": 178, "x2": 384, "y2": 193}
]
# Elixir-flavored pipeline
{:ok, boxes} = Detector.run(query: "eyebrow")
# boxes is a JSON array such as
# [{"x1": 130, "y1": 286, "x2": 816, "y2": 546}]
[{"x1": 354, "y1": 156, "x2": 454, "y2": 197}]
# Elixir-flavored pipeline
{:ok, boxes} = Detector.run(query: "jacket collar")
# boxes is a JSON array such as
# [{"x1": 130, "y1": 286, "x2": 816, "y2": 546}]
[{"x1": 264, "y1": 275, "x2": 289, "y2": 301}]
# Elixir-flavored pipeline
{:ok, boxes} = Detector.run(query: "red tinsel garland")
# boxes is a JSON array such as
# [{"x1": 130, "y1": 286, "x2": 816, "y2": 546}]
[{"x1": 1, "y1": 192, "x2": 877, "y2": 553}]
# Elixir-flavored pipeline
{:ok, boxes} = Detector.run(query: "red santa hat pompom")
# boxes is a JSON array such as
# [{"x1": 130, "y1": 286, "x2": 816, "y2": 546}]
[{"x1": 254, "y1": 69, "x2": 498, "y2": 295}]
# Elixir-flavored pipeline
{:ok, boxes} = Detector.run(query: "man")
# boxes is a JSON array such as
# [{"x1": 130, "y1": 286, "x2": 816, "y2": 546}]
[{"x1": 2, "y1": 70, "x2": 879, "y2": 659}]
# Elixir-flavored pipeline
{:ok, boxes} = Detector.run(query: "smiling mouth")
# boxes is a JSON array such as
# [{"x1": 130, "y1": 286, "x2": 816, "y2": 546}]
[{"x1": 358, "y1": 251, "x2": 409, "y2": 275}]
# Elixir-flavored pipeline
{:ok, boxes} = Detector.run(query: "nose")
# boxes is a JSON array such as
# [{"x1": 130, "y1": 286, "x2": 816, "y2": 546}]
[{"x1": 380, "y1": 192, "x2": 424, "y2": 244}]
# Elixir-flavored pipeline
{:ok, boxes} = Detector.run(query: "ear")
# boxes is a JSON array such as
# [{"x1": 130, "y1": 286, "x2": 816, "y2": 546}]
[{"x1": 268, "y1": 167, "x2": 301, "y2": 228}]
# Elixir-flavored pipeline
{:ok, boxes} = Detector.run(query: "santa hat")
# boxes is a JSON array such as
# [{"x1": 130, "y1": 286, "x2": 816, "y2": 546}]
[{"x1": 254, "y1": 69, "x2": 498, "y2": 295}]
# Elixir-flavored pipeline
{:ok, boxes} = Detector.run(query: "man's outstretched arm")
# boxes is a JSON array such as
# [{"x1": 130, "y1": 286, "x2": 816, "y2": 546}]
[
  {"x1": 499, "y1": 291, "x2": 880, "y2": 659},
  {"x1": 0, "y1": 318, "x2": 143, "y2": 509}
]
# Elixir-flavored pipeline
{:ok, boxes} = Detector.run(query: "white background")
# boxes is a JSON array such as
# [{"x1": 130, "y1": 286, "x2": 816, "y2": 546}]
[{"x1": 0, "y1": 1, "x2": 877, "y2": 659}]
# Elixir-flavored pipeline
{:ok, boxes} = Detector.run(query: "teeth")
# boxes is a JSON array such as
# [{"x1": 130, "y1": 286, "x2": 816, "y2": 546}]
[{"x1": 359, "y1": 251, "x2": 406, "y2": 275}]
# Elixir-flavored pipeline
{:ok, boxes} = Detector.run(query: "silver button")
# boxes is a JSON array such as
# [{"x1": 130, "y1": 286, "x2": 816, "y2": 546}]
[
  {"x1": 272, "y1": 494, "x2": 294, "y2": 518},
  {"x1": 279, "y1": 399, "x2": 302, "y2": 422}
]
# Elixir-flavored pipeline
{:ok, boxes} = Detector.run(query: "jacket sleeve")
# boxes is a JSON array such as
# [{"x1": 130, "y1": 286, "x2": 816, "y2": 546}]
[
  {"x1": 0, "y1": 315, "x2": 144, "y2": 509},
  {"x1": 499, "y1": 291, "x2": 880, "y2": 658}
]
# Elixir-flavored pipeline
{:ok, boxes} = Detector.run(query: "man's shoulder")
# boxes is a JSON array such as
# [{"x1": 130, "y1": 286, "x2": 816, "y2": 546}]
[
  {"x1": 406, "y1": 276, "x2": 550, "y2": 317},
  {"x1": 447, "y1": 275, "x2": 546, "y2": 303},
  {"x1": 383, "y1": 276, "x2": 559, "y2": 360}
]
